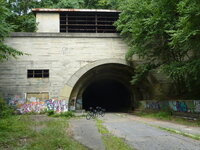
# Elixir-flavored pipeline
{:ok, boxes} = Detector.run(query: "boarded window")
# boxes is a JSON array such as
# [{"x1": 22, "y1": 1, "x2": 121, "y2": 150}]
[
  {"x1": 60, "y1": 12, "x2": 119, "y2": 33},
  {"x1": 27, "y1": 70, "x2": 49, "y2": 78},
  {"x1": 26, "y1": 92, "x2": 49, "y2": 102}
]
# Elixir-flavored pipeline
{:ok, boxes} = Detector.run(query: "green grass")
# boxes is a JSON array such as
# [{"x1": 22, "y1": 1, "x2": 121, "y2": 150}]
[
  {"x1": 96, "y1": 119, "x2": 133, "y2": 150},
  {"x1": 134, "y1": 110, "x2": 200, "y2": 127},
  {"x1": 0, "y1": 115, "x2": 87, "y2": 150},
  {"x1": 158, "y1": 127, "x2": 200, "y2": 141}
]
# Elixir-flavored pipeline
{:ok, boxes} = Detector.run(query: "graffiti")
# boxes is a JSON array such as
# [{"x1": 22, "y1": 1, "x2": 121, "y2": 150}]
[
  {"x1": 169, "y1": 101, "x2": 187, "y2": 112},
  {"x1": 76, "y1": 99, "x2": 82, "y2": 110},
  {"x1": 6, "y1": 95, "x2": 26, "y2": 108},
  {"x1": 6, "y1": 95, "x2": 69, "y2": 113},
  {"x1": 20, "y1": 102, "x2": 46, "y2": 113},
  {"x1": 145, "y1": 101, "x2": 160, "y2": 110},
  {"x1": 194, "y1": 100, "x2": 200, "y2": 113},
  {"x1": 69, "y1": 98, "x2": 76, "y2": 110},
  {"x1": 142, "y1": 100, "x2": 200, "y2": 113}
]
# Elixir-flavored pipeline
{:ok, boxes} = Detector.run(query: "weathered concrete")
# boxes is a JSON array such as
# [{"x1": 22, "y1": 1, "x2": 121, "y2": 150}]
[
  {"x1": 0, "y1": 33, "x2": 129, "y2": 102},
  {"x1": 36, "y1": 13, "x2": 60, "y2": 32}
]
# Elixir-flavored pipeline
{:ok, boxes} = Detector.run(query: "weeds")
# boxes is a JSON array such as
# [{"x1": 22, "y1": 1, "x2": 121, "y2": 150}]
[
  {"x1": 158, "y1": 127, "x2": 200, "y2": 141},
  {"x1": 0, "y1": 115, "x2": 87, "y2": 150},
  {"x1": 96, "y1": 119, "x2": 133, "y2": 150},
  {"x1": 47, "y1": 111, "x2": 75, "y2": 118},
  {"x1": 133, "y1": 110, "x2": 200, "y2": 127},
  {"x1": 0, "y1": 98, "x2": 14, "y2": 118}
]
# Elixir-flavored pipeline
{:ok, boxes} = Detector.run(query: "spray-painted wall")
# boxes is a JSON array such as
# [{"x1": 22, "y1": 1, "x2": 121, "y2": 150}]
[
  {"x1": 140, "y1": 100, "x2": 200, "y2": 113},
  {"x1": 6, "y1": 95, "x2": 68, "y2": 114}
]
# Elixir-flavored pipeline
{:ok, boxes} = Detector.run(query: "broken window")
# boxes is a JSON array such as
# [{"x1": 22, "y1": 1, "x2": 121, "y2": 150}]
[
  {"x1": 60, "y1": 11, "x2": 119, "y2": 33},
  {"x1": 27, "y1": 70, "x2": 49, "y2": 78}
]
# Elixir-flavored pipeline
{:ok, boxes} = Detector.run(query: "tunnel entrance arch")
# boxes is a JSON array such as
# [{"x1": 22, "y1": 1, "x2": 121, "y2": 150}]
[{"x1": 67, "y1": 59, "x2": 154, "y2": 112}]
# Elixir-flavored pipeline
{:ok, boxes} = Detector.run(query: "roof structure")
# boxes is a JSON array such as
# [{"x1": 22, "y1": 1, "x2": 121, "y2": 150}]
[
  {"x1": 33, "y1": 8, "x2": 120, "y2": 33},
  {"x1": 32, "y1": 8, "x2": 120, "y2": 13}
]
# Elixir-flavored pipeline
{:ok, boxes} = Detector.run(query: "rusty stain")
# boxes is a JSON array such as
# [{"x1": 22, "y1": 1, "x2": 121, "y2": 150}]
[{"x1": 32, "y1": 8, "x2": 120, "y2": 13}]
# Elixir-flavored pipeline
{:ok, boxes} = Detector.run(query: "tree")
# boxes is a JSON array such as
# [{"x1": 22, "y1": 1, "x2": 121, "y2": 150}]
[
  {"x1": 0, "y1": 0, "x2": 23, "y2": 61},
  {"x1": 5, "y1": 0, "x2": 37, "y2": 32},
  {"x1": 115, "y1": 0, "x2": 200, "y2": 98},
  {"x1": 54, "y1": 0, "x2": 84, "y2": 8}
]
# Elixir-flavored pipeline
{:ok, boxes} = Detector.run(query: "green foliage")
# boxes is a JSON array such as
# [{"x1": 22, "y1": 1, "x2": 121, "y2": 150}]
[
  {"x1": 0, "y1": 98, "x2": 14, "y2": 118},
  {"x1": 47, "y1": 110, "x2": 55, "y2": 116},
  {"x1": 0, "y1": 115, "x2": 35, "y2": 149},
  {"x1": 47, "y1": 110, "x2": 75, "y2": 118},
  {"x1": 5, "y1": 0, "x2": 37, "y2": 32},
  {"x1": 96, "y1": 119, "x2": 133, "y2": 150},
  {"x1": 51, "y1": 111, "x2": 75, "y2": 118},
  {"x1": 53, "y1": 0, "x2": 84, "y2": 8},
  {"x1": 0, "y1": 115, "x2": 87, "y2": 150},
  {"x1": 116, "y1": 0, "x2": 200, "y2": 98},
  {"x1": 59, "y1": 111, "x2": 75, "y2": 118},
  {"x1": 0, "y1": 0, "x2": 24, "y2": 61},
  {"x1": 130, "y1": 64, "x2": 155, "y2": 85}
]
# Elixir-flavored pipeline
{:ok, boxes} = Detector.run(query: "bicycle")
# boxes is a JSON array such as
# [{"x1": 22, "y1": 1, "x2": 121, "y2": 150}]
[
  {"x1": 86, "y1": 107, "x2": 98, "y2": 120},
  {"x1": 96, "y1": 106, "x2": 105, "y2": 117}
]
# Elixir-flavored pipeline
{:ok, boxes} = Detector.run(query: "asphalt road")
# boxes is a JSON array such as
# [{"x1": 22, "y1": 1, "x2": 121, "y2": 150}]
[
  {"x1": 70, "y1": 118, "x2": 105, "y2": 150},
  {"x1": 100, "y1": 113, "x2": 200, "y2": 150}
]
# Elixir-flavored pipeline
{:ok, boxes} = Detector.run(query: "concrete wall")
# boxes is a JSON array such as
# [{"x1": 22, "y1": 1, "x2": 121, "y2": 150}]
[
  {"x1": 140, "y1": 100, "x2": 200, "y2": 114},
  {"x1": 36, "y1": 13, "x2": 59, "y2": 32},
  {"x1": 0, "y1": 33, "x2": 129, "y2": 103}
]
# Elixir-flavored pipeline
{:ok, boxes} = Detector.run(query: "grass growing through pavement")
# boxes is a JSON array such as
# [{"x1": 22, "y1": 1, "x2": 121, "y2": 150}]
[
  {"x1": 158, "y1": 127, "x2": 200, "y2": 141},
  {"x1": 134, "y1": 111, "x2": 200, "y2": 127},
  {"x1": 0, "y1": 115, "x2": 87, "y2": 150},
  {"x1": 96, "y1": 119, "x2": 133, "y2": 150}
]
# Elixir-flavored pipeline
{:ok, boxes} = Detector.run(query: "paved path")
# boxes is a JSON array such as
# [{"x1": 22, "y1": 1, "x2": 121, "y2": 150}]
[
  {"x1": 123, "y1": 113, "x2": 200, "y2": 136},
  {"x1": 100, "y1": 113, "x2": 200, "y2": 150},
  {"x1": 69, "y1": 118, "x2": 105, "y2": 150}
]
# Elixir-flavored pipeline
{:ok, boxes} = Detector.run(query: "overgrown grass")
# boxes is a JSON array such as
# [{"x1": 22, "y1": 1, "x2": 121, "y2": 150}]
[
  {"x1": 134, "y1": 110, "x2": 200, "y2": 127},
  {"x1": 0, "y1": 115, "x2": 87, "y2": 150},
  {"x1": 0, "y1": 115, "x2": 36, "y2": 149},
  {"x1": 96, "y1": 119, "x2": 133, "y2": 150},
  {"x1": 158, "y1": 127, "x2": 200, "y2": 141},
  {"x1": 52, "y1": 111, "x2": 75, "y2": 118}
]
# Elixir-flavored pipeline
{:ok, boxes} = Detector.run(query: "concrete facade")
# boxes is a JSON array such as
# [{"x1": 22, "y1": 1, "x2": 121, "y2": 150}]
[
  {"x1": 0, "y1": 32, "x2": 132, "y2": 111},
  {"x1": 36, "y1": 13, "x2": 60, "y2": 32}
]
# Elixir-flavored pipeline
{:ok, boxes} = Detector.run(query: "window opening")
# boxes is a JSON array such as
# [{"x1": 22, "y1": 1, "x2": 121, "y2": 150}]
[
  {"x1": 60, "y1": 12, "x2": 119, "y2": 33},
  {"x1": 27, "y1": 70, "x2": 49, "y2": 78}
]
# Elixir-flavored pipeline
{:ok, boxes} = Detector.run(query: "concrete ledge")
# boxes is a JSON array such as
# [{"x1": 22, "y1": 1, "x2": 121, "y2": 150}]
[{"x1": 10, "y1": 32, "x2": 121, "y2": 38}]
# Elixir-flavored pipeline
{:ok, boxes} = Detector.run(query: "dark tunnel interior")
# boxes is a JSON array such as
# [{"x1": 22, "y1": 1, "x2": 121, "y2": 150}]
[{"x1": 82, "y1": 79, "x2": 132, "y2": 112}]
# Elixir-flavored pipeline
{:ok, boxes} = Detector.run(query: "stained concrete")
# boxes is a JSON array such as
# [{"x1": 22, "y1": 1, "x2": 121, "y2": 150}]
[{"x1": 1, "y1": 33, "x2": 129, "y2": 100}]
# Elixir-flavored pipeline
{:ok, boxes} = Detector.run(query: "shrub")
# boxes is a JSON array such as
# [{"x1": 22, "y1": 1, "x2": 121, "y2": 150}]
[
  {"x1": 60, "y1": 111, "x2": 75, "y2": 118},
  {"x1": 47, "y1": 110, "x2": 54, "y2": 116},
  {"x1": 0, "y1": 97, "x2": 14, "y2": 118}
]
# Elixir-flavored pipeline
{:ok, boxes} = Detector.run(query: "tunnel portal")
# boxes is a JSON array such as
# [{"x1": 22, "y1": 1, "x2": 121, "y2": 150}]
[
  {"x1": 82, "y1": 79, "x2": 131, "y2": 112},
  {"x1": 69, "y1": 63, "x2": 152, "y2": 112}
]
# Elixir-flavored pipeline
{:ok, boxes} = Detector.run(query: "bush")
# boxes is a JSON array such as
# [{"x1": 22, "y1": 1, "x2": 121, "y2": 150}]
[
  {"x1": 47, "y1": 110, "x2": 54, "y2": 116},
  {"x1": 47, "y1": 110, "x2": 75, "y2": 118},
  {"x1": 0, "y1": 98, "x2": 14, "y2": 118},
  {"x1": 60, "y1": 111, "x2": 75, "y2": 118}
]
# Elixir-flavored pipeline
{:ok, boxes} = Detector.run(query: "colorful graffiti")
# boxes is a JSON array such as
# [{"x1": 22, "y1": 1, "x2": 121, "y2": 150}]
[
  {"x1": 169, "y1": 101, "x2": 188, "y2": 112},
  {"x1": 194, "y1": 101, "x2": 200, "y2": 113},
  {"x1": 6, "y1": 95, "x2": 68, "y2": 114},
  {"x1": 142, "y1": 100, "x2": 200, "y2": 113},
  {"x1": 145, "y1": 101, "x2": 160, "y2": 110}
]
